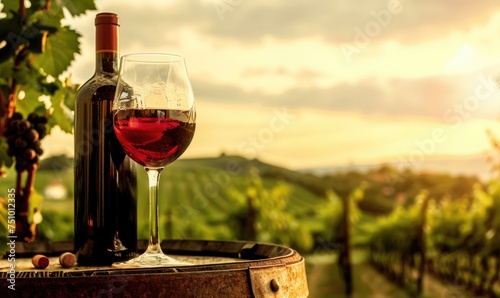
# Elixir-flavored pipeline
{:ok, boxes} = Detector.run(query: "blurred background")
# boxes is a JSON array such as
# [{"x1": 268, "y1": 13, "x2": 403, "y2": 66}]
[{"x1": 2, "y1": 0, "x2": 500, "y2": 297}]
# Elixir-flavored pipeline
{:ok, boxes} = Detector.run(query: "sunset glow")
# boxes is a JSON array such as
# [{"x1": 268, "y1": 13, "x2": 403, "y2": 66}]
[{"x1": 42, "y1": 0, "x2": 500, "y2": 175}]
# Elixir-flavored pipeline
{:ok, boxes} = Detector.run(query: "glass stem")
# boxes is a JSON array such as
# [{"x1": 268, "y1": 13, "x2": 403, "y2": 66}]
[{"x1": 145, "y1": 167, "x2": 163, "y2": 255}]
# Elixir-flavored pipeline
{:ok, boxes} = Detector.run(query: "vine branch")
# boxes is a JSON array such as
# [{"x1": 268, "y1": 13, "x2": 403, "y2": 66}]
[
  {"x1": 19, "y1": 0, "x2": 26, "y2": 18},
  {"x1": 44, "y1": 0, "x2": 51, "y2": 12}
]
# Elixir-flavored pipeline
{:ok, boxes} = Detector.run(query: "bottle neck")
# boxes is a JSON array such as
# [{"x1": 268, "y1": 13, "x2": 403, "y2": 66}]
[
  {"x1": 96, "y1": 51, "x2": 118, "y2": 74},
  {"x1": 95, "y1": 18, "x2": 119, "y2": 74}
]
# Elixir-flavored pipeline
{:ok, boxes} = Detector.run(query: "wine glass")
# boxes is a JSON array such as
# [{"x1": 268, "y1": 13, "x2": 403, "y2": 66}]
[{"x1": 112, "y1": 53, "x2": 196, "y2": 267}]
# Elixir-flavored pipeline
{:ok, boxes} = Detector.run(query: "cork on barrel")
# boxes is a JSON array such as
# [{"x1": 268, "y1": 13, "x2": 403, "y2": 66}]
[
  {"x1": 32, "y1": 254, "x2": 49, "y2": 269},
  {"x1": 59, "y1": 252, "x2": 76, "y2": 268}
]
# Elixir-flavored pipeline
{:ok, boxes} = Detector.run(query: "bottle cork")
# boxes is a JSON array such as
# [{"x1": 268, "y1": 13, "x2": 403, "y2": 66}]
[
  {"x1": 32, "y1": 254, "x2": 49, "y2": 269},
  {"x1": 59, "y1": 252, "x2": 76, "y2": 268}
]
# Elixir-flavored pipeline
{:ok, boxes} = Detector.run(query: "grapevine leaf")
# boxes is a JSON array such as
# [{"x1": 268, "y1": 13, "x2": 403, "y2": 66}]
[
  {"x1": 49, "y1": 105, "x2": 73, "y2": 134},
  {"x1": 15, "y1": 96, "x2": 46, "y2": 118},
  {"x1": 12, "y1": 62, "x2": 40, "y2": 86},
  {"x1": 29, "y1": 8, "x2": 63, "y2": 30},
  {"x1": 0, "y1": 1, "x2": 18, "y2": 18},
  {"x1": 0, "y1": 137, "x2": 13, "y2": 168},
  {"x1": 16, "y1": 83, "x2": 47, "y2": 118},
  {"x1": 48, "y1": 87, "x2": 73, "y2": 133},
  {"x1": 13, "y1": 60, "x2": 59, "y2": 97},
  {"x1": 31, "y1": 26, "x2": 80, "y2": 77},
  {"x1": 0, "y1": 58, "x2": 13, "y2": 84},
  {"x1": 0, "y1": 15, "x2": 25, "y2": 63},
  {"x1": 57, "y1": 0, "x2": 97, "y2": 17},
  {"x1": 0, "y1": 45, "x2": 15, "y2": 64},
  {"x1": 0, "y1": 16, "x2": 23, "y2": 40},
  {"x1": 63, "y1": 83, "x2": 78, "y2": 111}
]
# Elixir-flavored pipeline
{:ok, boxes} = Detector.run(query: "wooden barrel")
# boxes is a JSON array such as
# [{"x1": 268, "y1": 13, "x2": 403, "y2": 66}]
[{"x1": 0, "y1": 240, "x2": 309, "y2": 297}]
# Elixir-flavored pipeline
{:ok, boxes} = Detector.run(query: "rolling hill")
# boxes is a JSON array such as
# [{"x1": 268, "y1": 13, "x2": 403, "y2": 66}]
[{"x1": 0, "y1": 154, "x2": 482, "y2": 252}]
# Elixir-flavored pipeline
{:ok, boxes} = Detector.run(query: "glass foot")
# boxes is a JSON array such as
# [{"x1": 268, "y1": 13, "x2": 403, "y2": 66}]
[{"x1": 112, "y1": 252, "x2": 191, "y2": 268}]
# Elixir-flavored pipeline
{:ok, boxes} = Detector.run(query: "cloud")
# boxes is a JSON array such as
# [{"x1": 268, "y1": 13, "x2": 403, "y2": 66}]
[
  {"x1": 192, "y1": 75, "x2": 470, "y2": 119},
  {"x1": 102, "y1": 0, "x2": 500, "y2": 47},
  {"x1": 211, "y1": 0, "x2": 499, "y2": 44},
  {"x1": 69, "y1": 0, "x2": 500, "y2": 120},
  {"x1": 241, "y1": 67, "x2": 325, "y2": 85}
]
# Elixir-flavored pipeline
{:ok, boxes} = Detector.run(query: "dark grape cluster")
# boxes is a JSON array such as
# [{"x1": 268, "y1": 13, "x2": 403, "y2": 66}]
[{"x1": 4, "y1": 112, "x2": 48, "y2": 172}]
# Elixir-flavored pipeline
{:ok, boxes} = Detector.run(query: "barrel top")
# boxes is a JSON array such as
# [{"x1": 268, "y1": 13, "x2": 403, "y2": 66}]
[
  {"x1": 0, "y1": 240, "x2": 309, "y2": 297},
  {"x1": 0, "y1": 239, "x2": 299, "y2": 277}
]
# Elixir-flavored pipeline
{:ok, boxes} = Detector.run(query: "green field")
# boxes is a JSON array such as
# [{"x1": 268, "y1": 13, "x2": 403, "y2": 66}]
[
  {"x1": 0, "y1": 154, "x2": 331, "y2": 248},
  {"x1": 1, "y1": 154, "x2": 493, "y2": 297}
]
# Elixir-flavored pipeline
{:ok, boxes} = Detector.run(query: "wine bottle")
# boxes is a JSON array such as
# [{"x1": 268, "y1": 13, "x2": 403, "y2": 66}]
[{"x1": 74, "y1": 12, "x2": 137, "y2": 266}]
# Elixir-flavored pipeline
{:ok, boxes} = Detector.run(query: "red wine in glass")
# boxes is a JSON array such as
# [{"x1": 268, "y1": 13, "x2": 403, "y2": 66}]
[
  {"x1": 112, "y1": 53, "x2": 196, "y2": 268},
  {"x1": 114, "y1": 109, "x2": 195, "y2": 168}
]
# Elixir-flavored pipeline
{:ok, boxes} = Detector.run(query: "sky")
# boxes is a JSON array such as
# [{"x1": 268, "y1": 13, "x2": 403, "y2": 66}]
[{"x1": 40, "y1": 0, "x2": 500, "y2": 172}]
